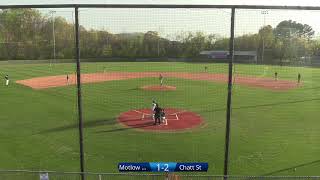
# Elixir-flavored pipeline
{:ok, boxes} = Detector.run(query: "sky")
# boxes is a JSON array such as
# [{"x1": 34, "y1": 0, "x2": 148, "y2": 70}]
[
  {"x1": 1, "y1": 0, "x2": 320, "y2": 6},
  {"x1": 1, "y1": 0, "x2": 320, "y2": 38}
]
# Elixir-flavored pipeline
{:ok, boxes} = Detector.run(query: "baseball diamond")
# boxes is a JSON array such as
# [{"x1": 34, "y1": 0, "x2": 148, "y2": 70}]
[
  {"x1": 1, "y1": 61, "x2": 319, "y2": 176},
  {"x1": 1, "y1": 3, "x2": 320, "y2": 178}
]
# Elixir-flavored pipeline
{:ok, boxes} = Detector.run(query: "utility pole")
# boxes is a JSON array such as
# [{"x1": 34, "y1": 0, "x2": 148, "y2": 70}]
[
  {"x1": 261, "y1": 10, "x2": 268, "y2": 64},
  {"x1": 50, "y1": 10, "x2": 56, "y2": 66},
  {"x1": 157, "y1": 37, "x2": 160, "y2": 57},
  {"x1": 223, "y1": 7, "x2": 235, "y2": 180},
  {"x1": 157, "y1": 27, "x2": 161, "y2": 57},
  {"x1": 75, "y1": 7, "x2": 85, "y2": 180}
]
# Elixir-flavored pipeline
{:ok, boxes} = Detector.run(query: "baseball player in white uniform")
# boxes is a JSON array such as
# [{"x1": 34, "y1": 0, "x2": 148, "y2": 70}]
[
  {"x1": 159, "y1": 74, "x2": 164, "y2": 86},
  {"x1": 5, "y1": 74, "x2": 9, "y2": 86},
  {"x1": 160, "y1": 108, "x2": 167, "y2": 125},
  {"x1": 152, "y1": 100, "x2": 157, "y2": 120}
]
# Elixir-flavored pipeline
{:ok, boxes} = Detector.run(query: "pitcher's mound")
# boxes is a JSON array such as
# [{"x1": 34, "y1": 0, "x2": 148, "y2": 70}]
[{"x1": 141, "y1": 85, "x2": 176, "y2": 91}]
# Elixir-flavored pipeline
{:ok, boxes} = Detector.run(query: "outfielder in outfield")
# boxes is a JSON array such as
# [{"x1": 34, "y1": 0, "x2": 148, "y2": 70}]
[
  {"x1": 298, "y1": 73, "x2": 301, "y2": 84},
  {"x1": 5, "y1": 74, "x2": 9, "y2": 86}
]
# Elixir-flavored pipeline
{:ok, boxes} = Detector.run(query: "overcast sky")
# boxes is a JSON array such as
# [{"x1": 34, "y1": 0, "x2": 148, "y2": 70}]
[
  {"x1": 1, "y1": 0, "x2": 320, "y2": 38},
  {"x1": 1, "y1": 0, "x2": 320, "y2": 6}
]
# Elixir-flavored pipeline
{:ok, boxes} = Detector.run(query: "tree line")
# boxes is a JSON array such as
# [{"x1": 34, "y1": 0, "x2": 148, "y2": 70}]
[{"x1": 1, "y1": 9, "x2": 320, "y2": 64}]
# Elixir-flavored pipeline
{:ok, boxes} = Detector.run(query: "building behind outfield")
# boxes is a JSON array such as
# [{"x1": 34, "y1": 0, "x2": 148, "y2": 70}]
[
  {"x1": 310, "y1": 56, "x2": 320, "y2": 66},
  {"x1": 199, "y1": 50, "x2": 257, "y2": 63}
]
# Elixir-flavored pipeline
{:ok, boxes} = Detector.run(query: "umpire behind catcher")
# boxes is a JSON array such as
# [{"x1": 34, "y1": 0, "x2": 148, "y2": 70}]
[{"x1": 154, "y1": 104, "x2": 162, "y2": 125}]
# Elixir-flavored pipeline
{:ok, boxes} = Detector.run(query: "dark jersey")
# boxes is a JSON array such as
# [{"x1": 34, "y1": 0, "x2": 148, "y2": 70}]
[
  {"x1": 5, "y1": 75, "x2": 8, "y2": 80},
  {"x1": 154, "y1": 106, "x2": 162, "y2": 118}
]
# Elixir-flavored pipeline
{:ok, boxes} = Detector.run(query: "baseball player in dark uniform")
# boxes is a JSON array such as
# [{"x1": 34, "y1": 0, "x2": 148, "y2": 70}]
[
  {"x1": 204, "y1": 66, "x2": 208, "y2": 72},
  {"x1": 298, "y1": 73, "x2": 301, "y2": 84},
  {"x1": 274, "y1": 72, "x2": 278, "y2": 81},
  {"x1": 154, "y1": 104, "x2": 162, "y2": 125},
  {"x1": 67, "y1": 74, "x2": 69, "y2": 85}
]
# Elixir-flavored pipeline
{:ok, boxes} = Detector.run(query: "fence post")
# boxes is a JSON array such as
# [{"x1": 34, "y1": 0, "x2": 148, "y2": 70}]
[
  {"x1": 223, "y1": 7, "x2": 235, "y2": 180},
  {"x1": 75, "y1": 6, "x2": 86, "y2": 180}
]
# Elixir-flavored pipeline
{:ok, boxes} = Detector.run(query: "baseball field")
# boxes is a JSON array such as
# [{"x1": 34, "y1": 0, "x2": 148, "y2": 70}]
[{"x1": 0, "y1": 61, "x2": 320, "y2": 176}]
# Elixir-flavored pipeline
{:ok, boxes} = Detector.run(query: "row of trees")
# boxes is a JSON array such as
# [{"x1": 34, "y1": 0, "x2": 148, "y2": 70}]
[{"x1": 1, "y1": 9, "x2": 320, "y2": 64}]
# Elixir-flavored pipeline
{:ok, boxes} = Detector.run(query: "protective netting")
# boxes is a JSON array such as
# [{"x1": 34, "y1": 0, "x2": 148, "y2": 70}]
[
  {"x1": 79, "y1": 8, "x2": 230, "y2": 173},
  {"x1": 231, "y1": 9, "x2": 320, "y2": 175},
  {"x1": 0, "y1": 8, "x2": 80, "y2": 171},
  {"x1": 1, "y1": 5, "x2": 320, "y2": 177}
]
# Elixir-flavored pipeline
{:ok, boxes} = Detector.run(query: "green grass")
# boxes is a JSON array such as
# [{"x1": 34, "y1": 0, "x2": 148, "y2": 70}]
[{"x1": 0, "y1": 62, "x2": 320, "y2": 176}]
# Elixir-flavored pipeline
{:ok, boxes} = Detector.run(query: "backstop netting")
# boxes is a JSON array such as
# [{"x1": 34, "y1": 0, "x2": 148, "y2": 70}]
[
  {"x1": 0, "y1": 8, "x2": 80, "y2": 172},
  {"x1": 78, "y1": 8, "x2": 230, "y2": 174},
  {"x1": 231, "y1": 8, "x2": 320, "y2": 175},
  {"x1": 1, "y1": 4, "x2": 320, "y2": 179}
]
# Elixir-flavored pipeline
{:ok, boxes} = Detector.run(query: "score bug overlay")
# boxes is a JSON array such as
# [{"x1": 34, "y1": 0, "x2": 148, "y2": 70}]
[{"x1": 118, "y1": 162, "x2": 208, "y2": 172}]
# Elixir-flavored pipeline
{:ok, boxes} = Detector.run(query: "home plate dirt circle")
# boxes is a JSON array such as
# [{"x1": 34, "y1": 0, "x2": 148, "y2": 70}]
[
  {"x1": 117, "y1": 108, "x2": 203, "y2": 131},
  {"x1": 141, "y1": 85, "x2": 176, "y2": 91}
]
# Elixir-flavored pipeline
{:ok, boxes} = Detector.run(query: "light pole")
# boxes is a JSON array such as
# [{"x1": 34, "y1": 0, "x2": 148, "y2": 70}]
[
  {"x1": 50, "y1": 10, "x2": 56, "y2": 66},
  {"x1": 157, "y1": 27, "x2": 164, "y2": 57},
  {"x1": 157, "y1": 27, "x2": 160, "y2": 57},
  {"x1": 157, "y1": 37, "x2": 160, "y2": 57},
  {"x1": 261, "y1": 10, "x2": 268, "y2": 64},
  {"x1": 261, "y1": 10, "x2": 268, "y2": 26},
  {"x1": 286, "y1": 28, "x2": 294, "y2": 61}
]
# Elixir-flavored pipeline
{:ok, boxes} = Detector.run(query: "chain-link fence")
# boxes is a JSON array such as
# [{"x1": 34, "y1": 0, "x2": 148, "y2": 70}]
[
  {"x1": 0, "y1": 4, "x2": 320, "y2": 179},
  {"x1": 1, "y1": 170, "x2": 320, "y2": 180}
]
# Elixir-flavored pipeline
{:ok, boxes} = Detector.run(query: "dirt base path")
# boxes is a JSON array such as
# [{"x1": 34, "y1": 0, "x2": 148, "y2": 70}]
[{"x1": 16, "y1": 72, "x2": 300, "y2": 91}]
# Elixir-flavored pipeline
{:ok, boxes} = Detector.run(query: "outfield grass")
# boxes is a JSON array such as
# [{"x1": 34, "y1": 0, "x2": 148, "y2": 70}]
[{"x1": 0, "y1": 62, "x2": 320, "y2": 176}]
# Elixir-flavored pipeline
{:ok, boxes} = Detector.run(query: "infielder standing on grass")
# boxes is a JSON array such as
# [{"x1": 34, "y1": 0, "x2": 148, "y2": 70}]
[
  {"x1": 159, "y1": 74, "x2": 164, "y2": 86},
  {"x1": 4, "y1": 74, "x2": 9, "y2": 86},
  {"x1": 274, "y1": 72, "x2": 278, "y2": 81}
]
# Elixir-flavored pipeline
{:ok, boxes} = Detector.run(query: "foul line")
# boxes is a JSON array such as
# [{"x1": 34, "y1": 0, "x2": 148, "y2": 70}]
[
  {"x1": 132, "y1": 109, "x2": 185, "y2": 122},
  {"x1": 134, "y1": 110, "x2": 185, "y2": 116},
  {"x1": 169, "y1": 110, "x2": 186, "y2": 116},
  {"x1": 133, "y1": 110, "x2": 151, "y2": 116}
]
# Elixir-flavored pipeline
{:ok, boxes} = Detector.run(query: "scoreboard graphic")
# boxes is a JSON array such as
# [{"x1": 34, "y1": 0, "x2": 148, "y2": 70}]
[{"x1": 118, "y1": 162, "x2": 208, "y2": 172}]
